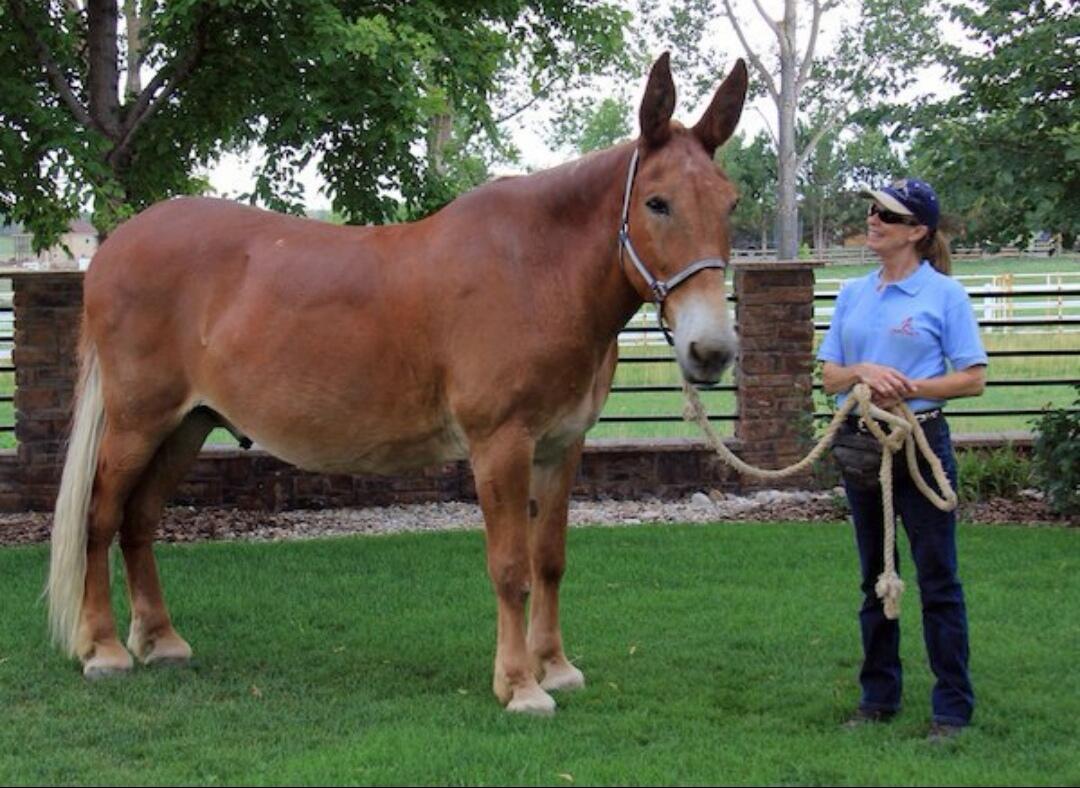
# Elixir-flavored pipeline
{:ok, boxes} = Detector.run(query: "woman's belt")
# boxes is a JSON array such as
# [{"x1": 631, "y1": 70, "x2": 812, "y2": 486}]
[{"x1": 845, "y1": 408, "x2": 943, "y2": 433}]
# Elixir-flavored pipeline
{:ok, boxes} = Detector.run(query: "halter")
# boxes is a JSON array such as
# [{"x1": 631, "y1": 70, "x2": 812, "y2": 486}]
[{"x1": 618, "y1": 147, "x2": 730, "y2": 346}]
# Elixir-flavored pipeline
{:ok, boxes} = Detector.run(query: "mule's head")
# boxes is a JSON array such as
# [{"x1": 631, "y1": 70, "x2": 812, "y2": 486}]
[{"x1": 623, "y1": 53, "x2": 747, "y2": 385}]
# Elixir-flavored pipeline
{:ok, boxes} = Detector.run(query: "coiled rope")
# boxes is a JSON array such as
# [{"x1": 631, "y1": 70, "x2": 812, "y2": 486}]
[{"x1": 682, "y1": 381, "x2": 957, "y2": 619}]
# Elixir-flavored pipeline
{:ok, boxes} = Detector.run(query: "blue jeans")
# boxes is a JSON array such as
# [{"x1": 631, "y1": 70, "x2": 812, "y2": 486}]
[{"x1": 844, "y1": 417, "x2": 975, "y2": 726}]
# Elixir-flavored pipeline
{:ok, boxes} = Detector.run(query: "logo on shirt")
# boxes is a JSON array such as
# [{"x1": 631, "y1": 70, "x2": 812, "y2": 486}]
[{"x1": 891, "y1": 317, "x2": 917, "y2": 336}]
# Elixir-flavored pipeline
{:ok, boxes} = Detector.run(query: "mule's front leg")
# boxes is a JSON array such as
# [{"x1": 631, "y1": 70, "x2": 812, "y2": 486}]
[
  {"x1": 471, "y1": 429, "x2": 556, "y2": 716},
  {"x1": 527, "y1": 443, "x2": 585, "y2": 693}
]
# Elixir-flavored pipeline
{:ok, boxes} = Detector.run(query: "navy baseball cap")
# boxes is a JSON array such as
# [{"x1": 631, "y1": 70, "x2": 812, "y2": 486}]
[{"x1": 860, "y1": 178, "x2": 940, "y2": 230}]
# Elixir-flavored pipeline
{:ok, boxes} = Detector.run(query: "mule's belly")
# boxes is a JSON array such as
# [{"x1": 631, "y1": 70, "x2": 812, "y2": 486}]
[
  {"x1": 211, "y1": 376, "x2": 603, "y2": 475},
  {"x1": 237, "y1": 413, "x2": 470, "y2": 475}
]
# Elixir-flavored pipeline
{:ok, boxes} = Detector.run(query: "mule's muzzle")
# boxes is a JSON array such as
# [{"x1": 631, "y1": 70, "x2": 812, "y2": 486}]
[{"x1": 679, "y1": 338, "x2": 735, "y2": 386}]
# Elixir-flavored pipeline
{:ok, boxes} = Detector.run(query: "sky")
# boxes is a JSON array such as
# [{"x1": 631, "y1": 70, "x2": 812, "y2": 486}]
[{"x1": 204, "y1": 0, "x2": 961, "y2": 211}]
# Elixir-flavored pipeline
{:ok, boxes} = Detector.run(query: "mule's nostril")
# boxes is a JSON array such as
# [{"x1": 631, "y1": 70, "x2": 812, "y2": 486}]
[
  {"x1": 689, "y1": 341, "x2": 704, "y2": 365},
  {"x1": 689, "y1": 341, "x2": 731, "y2": 371}
]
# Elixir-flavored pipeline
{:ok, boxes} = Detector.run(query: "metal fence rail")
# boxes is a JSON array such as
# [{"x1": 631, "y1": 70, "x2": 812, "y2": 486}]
[
  {"x1": 0, "y1": 282, "x2": 12, "y2": 435},
  {"x1": 605, "y1": 282, "x2": 1080, "y2": 428}
]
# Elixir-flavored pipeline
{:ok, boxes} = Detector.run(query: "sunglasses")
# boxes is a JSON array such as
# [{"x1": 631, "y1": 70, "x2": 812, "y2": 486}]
[{"x1": 868, "y1": 203, "x2": 920, "y2": 226}]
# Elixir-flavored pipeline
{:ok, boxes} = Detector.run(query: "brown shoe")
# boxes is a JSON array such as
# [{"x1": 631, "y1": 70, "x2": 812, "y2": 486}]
[
  {"x1": 927, "y1": 721, "x2": 964, "y2": 742},
  {"x1": 842, "y1": 708, "x2": 897, "y2": 729}
]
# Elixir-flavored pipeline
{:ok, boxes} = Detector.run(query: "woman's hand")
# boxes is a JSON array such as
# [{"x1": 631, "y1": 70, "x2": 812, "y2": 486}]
[
  {"x1": 870, "y1": 392, "x2": 904, "y2": 410},
  {"x1": 855, "y1": 362, "x2": 916, "y2": 401}
]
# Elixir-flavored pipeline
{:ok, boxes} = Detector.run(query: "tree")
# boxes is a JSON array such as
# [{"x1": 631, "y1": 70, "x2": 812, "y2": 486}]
[
  {"x1": 0, "y1": 0, "x2": 629, "y2": 248},
  {"x1": 800, "y1": 121, "x2": 904, "y2": 250},
  {"x1": 716, "y1": 131, "x2": 777, "y2": 248},
  {"x1": 547, "y1": 96, "x2": 634, "y2": 155},
  {"x1": 907, "y1": 0, "x2": 1079, "y2": 248},
  {"x1": 637, "y1": 0, "x2": 939, "y2": 259},
  {"x1": 719, "y1": 0, "x2": 940, "y2": 259},
  {"x1": 834, "y1": 124, "x2": 905, "y2": 238}
]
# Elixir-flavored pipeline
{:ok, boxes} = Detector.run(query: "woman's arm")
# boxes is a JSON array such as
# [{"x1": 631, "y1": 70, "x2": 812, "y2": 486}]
[
  {"x1": 910, "y1": 365, "x2": 986, "y2": 401},
  {"x1": 823, "y1": 363, "x2": 987, "y2": 409},
  {"x1": 822, "y1": 361, "x2": 916, "y2": 399}
]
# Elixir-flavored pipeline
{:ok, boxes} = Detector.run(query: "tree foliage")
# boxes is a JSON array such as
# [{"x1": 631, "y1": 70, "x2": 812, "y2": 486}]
[
  {"x1": 715, "y1": 131, "x2": 776, "y2": 248},
  {"x1": 548, "y1": 96, "x2": 633, "y2": 155},
  {"x1": 0, "y1": 0, "x2": 629, "y2": 248},
  {"x1": 907, "y1": 0, "x2": 1079, "y2": 247},
  {"x1": 800, "y1": 120, "x2": 904, "y2": 249}
]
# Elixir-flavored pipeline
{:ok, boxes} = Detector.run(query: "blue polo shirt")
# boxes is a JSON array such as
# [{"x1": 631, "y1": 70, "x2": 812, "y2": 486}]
[{"x1": 817, "y1": 261, "x2": 988, "y2": 413}]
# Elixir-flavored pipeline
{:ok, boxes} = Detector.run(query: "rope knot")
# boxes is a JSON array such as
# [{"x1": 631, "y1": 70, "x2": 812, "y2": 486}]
[{"x1": 875, "y1": 570, "x2": 906, "y2": 620}]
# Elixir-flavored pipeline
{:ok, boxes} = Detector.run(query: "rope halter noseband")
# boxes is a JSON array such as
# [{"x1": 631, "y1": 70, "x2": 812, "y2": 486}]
[{"x1": 618, "y1": 147, "x2": 730, "y2": 346}]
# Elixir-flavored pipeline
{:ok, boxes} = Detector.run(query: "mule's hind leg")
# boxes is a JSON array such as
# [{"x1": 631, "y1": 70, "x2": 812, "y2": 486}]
[
  {"x1": 121, "y1": 410, "x2": 217, "y2": 666},
  {"x1": 470, "y1": 428, "x2": 556, "y2": 716},
  {"x1": 528, "y1": 440, "x2": 586, "y2": 693},
  {"x1": 79, "y1": 427, "x2": 167, "y2": 678}
]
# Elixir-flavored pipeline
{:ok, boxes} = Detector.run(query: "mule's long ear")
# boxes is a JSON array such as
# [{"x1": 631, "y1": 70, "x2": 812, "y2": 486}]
[
  {"x1": 639, "y1": 52, "x2": 676, "y2": 148},
  {"x1": 692, "y1": 59, "x2": 748, "y2": 155}
]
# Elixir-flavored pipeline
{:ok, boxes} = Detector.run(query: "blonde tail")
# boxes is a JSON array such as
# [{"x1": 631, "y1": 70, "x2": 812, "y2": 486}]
[{"x1": 47, "y1": 342, "x2": 105, "y2": 657}]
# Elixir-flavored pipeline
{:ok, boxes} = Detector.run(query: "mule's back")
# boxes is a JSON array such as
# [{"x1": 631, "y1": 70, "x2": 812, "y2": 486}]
[{"x1": 86, "y1": 198, "x2": 459, "y2": 472}]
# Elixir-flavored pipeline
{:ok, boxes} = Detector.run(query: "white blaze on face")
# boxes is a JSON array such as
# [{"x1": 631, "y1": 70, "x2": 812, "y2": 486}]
[{"x1": 670, "y1": 292, "x2": 737, "y2": 384}]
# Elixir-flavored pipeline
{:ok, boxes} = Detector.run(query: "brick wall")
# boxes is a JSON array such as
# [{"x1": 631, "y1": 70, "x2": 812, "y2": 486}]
[
  {"x1": 158, "y1": 438, "x2": 743, "y2": 510},
  {"x1": 1, "y1": 264, "x2": 817, "y2": 512},
  {"x1": 733, "y1": 262, "x2": 818, "y2": 485},
  {"x1": 9, "y1": 273, "x2": 82, "y2": 511}
]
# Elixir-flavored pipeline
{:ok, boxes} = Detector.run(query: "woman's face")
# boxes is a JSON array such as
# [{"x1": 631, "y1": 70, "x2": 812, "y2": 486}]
[{"x1": 866, "y1": 202, "x2": 928, "y2": 256}]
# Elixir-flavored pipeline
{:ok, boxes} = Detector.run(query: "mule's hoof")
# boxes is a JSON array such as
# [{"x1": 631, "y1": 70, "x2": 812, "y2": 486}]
[
  {"x1": 540, "y1": 661, "x2": 585, "y2": 693},
  {"x1": 144, "y1": 653, "x2": 193, "y2": 668},
  {"x1": 142, "y1": 637, "x2": 193, "y2": 668},
  {"x1": 82, "y1": 648, "x2": 134, "y2": 680},
  {"x1": 128, "y1": 625, "x2": 193, "y2": 667},
  {"x1": 506, "y1": 685, "x2": 557, "y2": 717}
]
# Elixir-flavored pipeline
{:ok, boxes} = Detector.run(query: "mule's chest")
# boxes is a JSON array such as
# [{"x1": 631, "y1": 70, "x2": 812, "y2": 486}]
[{"x1": 534, "y1": 364, "x2": 614, "y2": 462}]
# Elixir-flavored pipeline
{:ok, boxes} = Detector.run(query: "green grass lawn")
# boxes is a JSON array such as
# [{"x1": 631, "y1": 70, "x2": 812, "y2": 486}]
[
  {"x1": 817, "y1": 255, "x2": 1080, "y2": 282},
  {"x1": 1, "y1": 522, "x2": 1076, "y2": 785}
]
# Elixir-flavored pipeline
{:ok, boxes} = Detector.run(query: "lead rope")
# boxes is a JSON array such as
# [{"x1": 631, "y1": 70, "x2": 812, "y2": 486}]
[{"x1": 681, "y1": 381, "x2": 957, "y2": 619}]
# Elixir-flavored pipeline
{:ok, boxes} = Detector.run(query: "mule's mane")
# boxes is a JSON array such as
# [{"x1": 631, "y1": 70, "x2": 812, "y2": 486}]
[
  {"x1": 457, "y1": 129, "x2": 724, "y2": 221},
  {"x1": 457, "y1": 142, "x2": 635, "y2": 220}
]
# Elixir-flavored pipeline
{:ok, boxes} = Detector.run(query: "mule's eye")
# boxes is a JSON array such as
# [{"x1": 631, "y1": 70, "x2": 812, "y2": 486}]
[
  {"x1": 729, "y1": 199, "x2": 740, "y2": 215},
  {"x1": 646, "y1": 197, "x2": 670, "y2": 216}
]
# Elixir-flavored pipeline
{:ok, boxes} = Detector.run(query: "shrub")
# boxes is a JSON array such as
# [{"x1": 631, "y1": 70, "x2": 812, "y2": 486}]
[
  {"x1": 1030, "y1": 385, "x2": 1080, "y2": 517},
  {"x1": 955, "y1": 445, "x2": 1034, "y2": 504}
]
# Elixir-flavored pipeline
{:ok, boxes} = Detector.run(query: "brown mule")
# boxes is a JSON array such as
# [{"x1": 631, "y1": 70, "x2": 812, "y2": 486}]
[{"x1": 47, "y1": 53, "x2": 747, "y2": 714}]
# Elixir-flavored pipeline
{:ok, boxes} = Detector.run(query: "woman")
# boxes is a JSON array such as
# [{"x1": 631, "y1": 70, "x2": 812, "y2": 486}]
[{"x1": 817, "y1": 178, "x2": 987, "y2": 741}]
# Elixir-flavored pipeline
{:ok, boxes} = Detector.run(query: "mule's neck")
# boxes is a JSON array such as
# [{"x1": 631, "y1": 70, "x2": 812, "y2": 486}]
[{"x1": 523, "y1": 142, "x2": 645, "y2": 343}]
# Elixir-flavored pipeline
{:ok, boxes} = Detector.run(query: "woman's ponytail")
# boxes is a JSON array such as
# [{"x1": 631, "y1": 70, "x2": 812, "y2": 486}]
[{"x1": 918, "y1": 230, "x2": 952, "y2": 276}]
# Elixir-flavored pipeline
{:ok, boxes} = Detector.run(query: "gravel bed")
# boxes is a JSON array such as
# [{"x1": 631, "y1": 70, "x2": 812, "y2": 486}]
[{"x1": 0, "y1": 488, "x2": 1066, "y2": 547}]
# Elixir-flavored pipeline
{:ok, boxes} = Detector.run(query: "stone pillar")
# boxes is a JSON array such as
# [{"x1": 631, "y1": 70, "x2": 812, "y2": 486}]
[
  {"x1": 732, "y1": 261, "x2": 820, "y2": 487},
  {"x1": 12, "y1": 272, "x2": 83, "y2": 510}
]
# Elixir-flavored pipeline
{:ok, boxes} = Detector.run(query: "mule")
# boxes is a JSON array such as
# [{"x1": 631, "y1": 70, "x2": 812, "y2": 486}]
[{"x1": 48, "y1": 53, "x2": 747, "y2": 715}]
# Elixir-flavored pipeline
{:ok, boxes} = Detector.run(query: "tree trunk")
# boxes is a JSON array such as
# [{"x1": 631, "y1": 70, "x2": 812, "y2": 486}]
[
  {"x1": 775, "y1": 0, "x2": 799, "y2": 260},
  {"x1": 427, "y1": 113, "x2": 454, "y2": 177},
  {"x1": 124, "y1": 0, "x2": 144, "y2": 100},
  {"x1": 87, "y1": 0, "x2": 122, "y2": 139}
]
